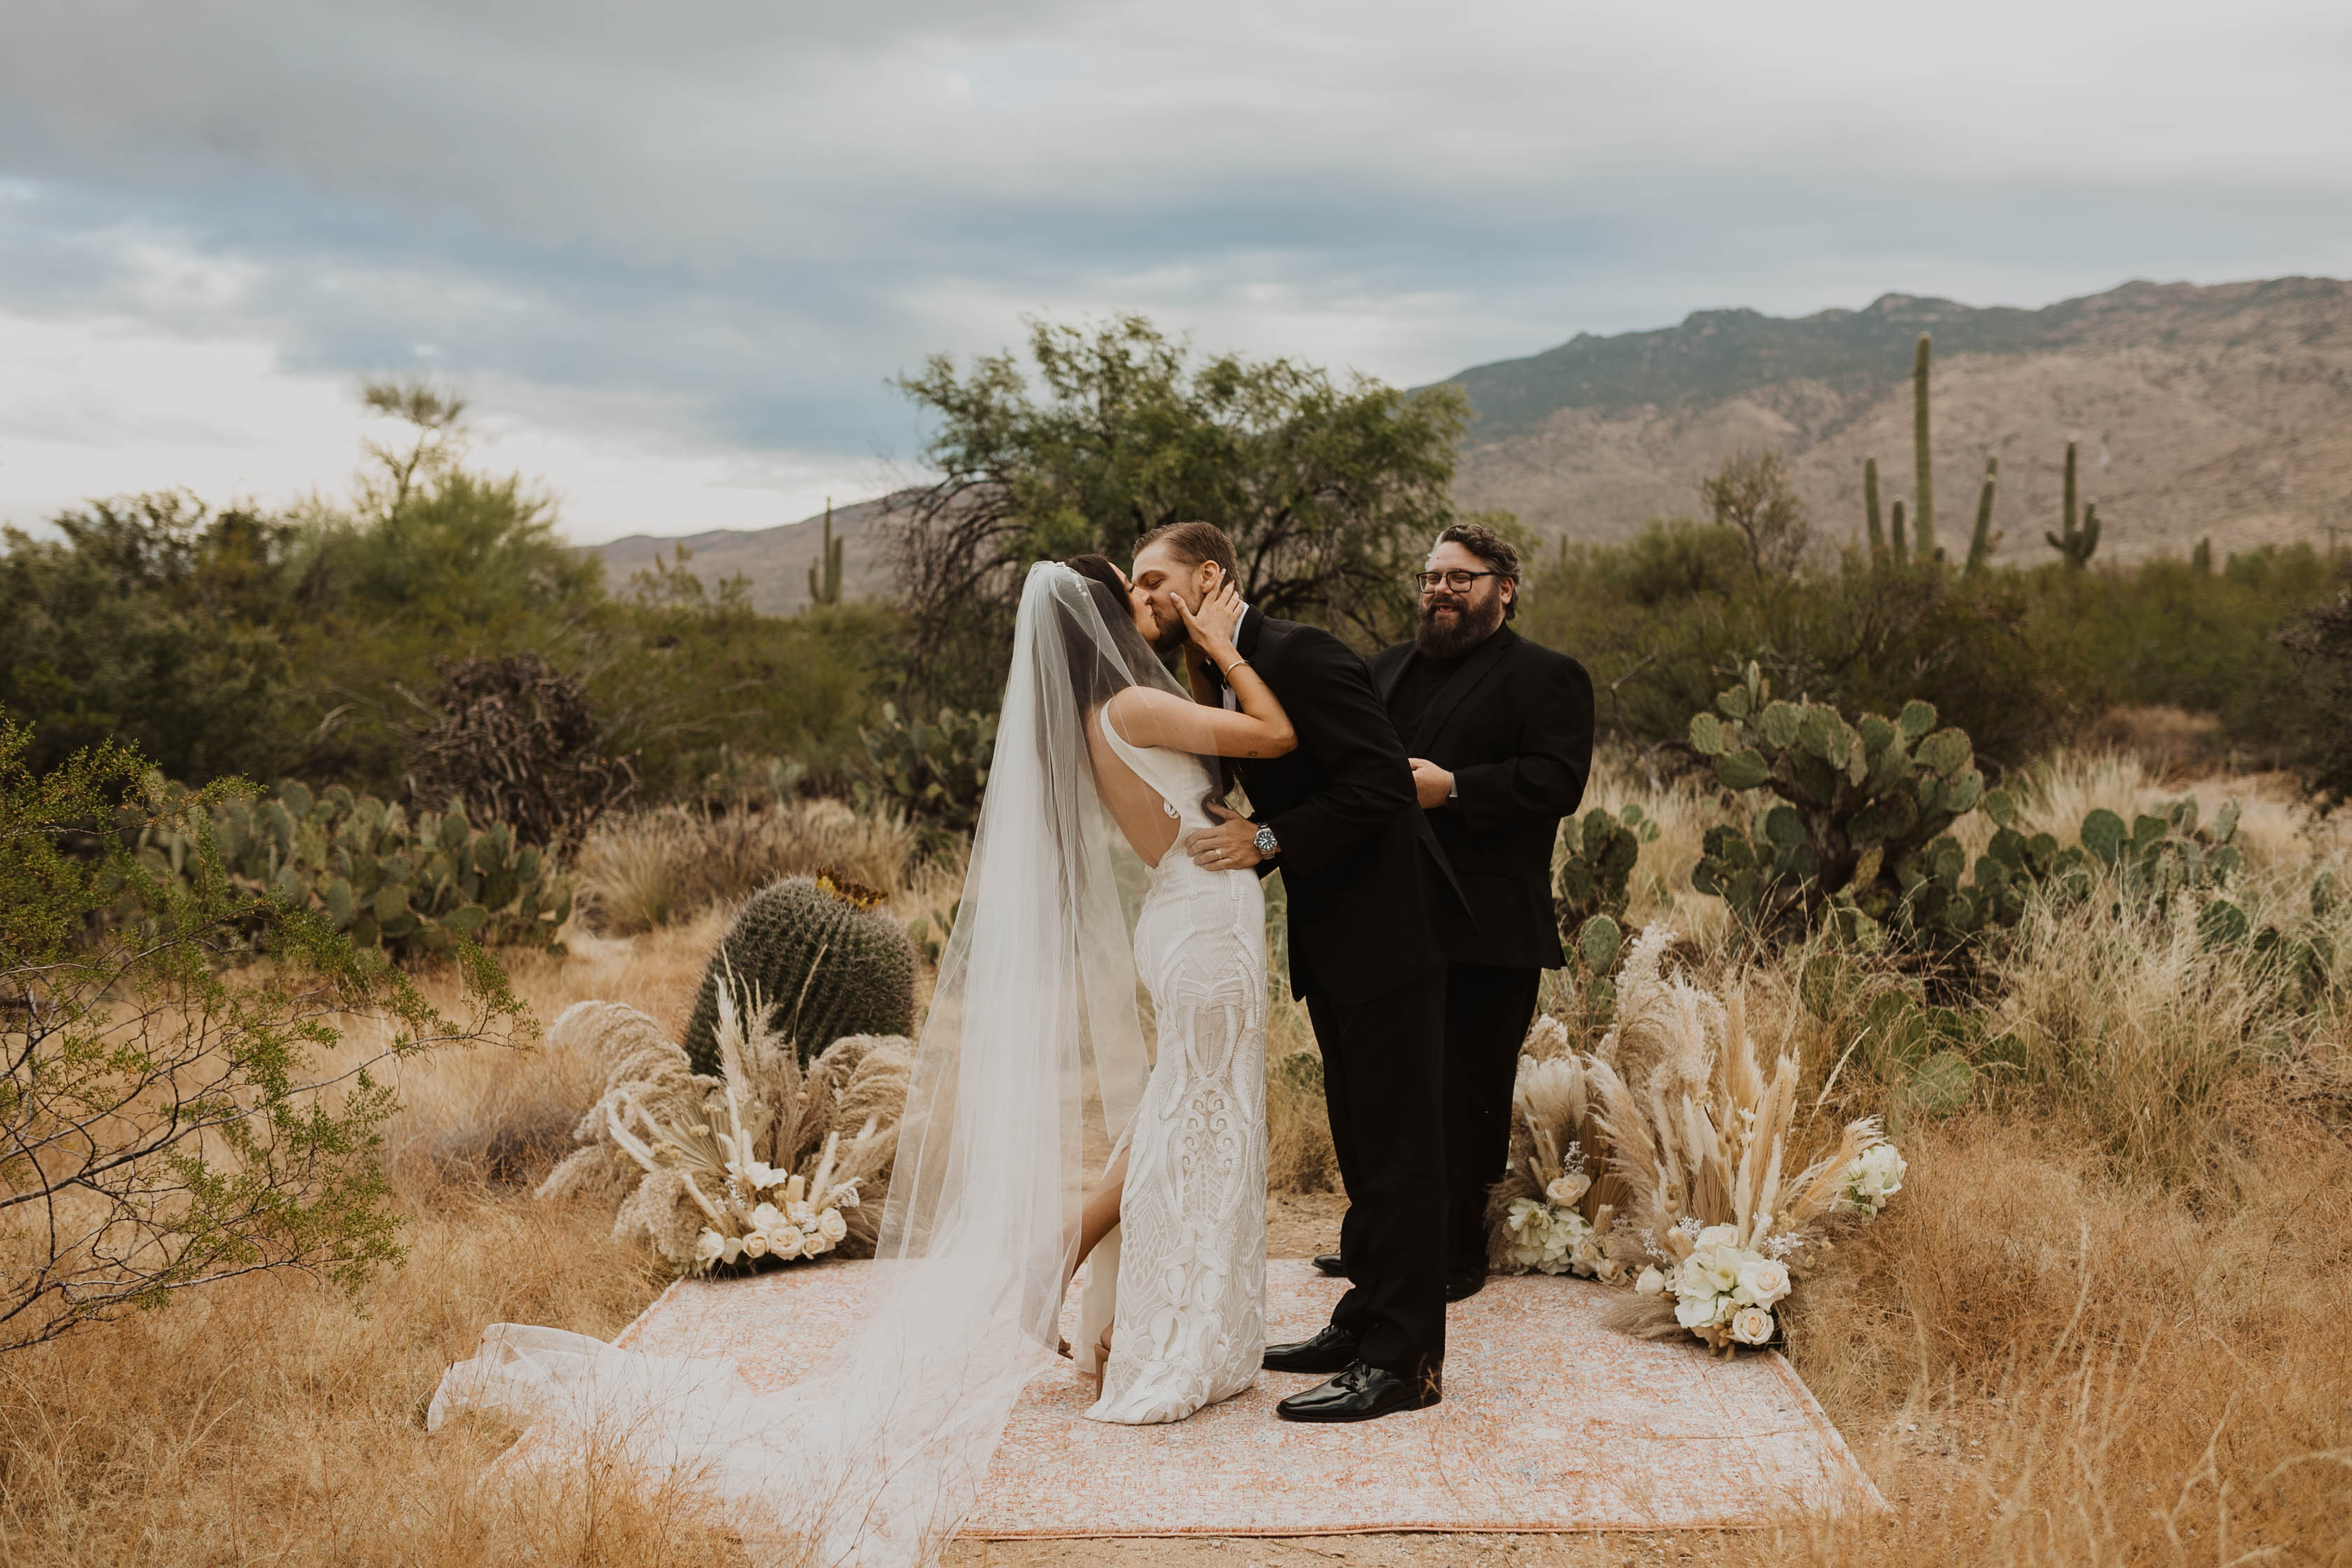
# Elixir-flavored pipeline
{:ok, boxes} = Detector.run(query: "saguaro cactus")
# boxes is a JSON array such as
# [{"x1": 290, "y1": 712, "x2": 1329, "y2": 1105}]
[
  {"x1": 1863, "y1": 456, "x2": 1885, "y2": 559},
  {"x1": 1966, "y1": 456, "x2": 2000, "y2": 573},
  {"x1": 1912, "y1": 334, "x2": 1935, "y2": 559},
  {"x1": 2047, "y1": 442, "x2": 2101, "y2": 569},
  {"x1": 1889, "y1": 500, "x2": 1909, "y2": 567},
  {"x1": 807, "y1": 498, "x2": 844, "y2": 607}
]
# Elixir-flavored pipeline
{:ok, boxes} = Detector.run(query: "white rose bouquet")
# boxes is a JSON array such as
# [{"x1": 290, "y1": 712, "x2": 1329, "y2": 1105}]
[
  {"x1": 1632, "y1": 1224, "x2": 1792, "y2": 1350},
  {"x1": 1501, "y1": 1168, "x2": 1610, "y2": 1279}
]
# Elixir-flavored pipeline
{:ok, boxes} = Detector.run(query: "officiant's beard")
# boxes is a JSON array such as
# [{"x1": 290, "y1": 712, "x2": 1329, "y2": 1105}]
[{"x1": 1416, "y1": 590, "x2": 1506, "y2": 659}]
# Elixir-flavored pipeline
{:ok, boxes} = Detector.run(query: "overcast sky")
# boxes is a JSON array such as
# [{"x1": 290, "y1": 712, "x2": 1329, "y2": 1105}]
[{"x1": 4, "y1": 1, "x2": 2349, "y2": 543}]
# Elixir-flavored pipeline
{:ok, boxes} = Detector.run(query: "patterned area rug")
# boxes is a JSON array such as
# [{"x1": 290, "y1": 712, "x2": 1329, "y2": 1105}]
[{"x1": 614, "y1": 1258, "x2": 1882, "y2": 1536}]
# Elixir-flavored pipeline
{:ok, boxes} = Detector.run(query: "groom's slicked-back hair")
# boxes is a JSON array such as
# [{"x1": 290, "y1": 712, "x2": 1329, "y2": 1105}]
[{"x1": 1134, "y1": 521, "x2": 1238, "y2": 586}]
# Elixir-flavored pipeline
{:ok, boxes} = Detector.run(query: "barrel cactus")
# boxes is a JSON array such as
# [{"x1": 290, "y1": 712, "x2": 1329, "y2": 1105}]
[{"x1": 683, "y1": 872, "x2": 918, "y2": 1073}]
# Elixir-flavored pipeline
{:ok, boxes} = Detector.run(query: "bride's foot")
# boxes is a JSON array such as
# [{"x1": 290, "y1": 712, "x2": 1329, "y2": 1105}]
[{"x1": 1093, "y1": 1324, "x2": 1113, "y2": 1399}]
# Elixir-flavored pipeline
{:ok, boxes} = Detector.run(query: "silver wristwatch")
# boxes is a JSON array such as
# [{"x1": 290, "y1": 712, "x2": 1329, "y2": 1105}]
[{"x1": 1252, "y1": 824, "x2": 1280, "y2": 859}]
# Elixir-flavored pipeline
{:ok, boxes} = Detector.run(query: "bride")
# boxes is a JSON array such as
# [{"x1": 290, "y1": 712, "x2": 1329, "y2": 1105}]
[{"x1": 430, "y1": 557, "x2": 1294, "y2": 1563}]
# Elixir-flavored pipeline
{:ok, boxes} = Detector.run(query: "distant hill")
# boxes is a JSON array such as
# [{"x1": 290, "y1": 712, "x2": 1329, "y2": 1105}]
[
  {"x1": 592, "y1": 495, "x2": 899, "y2": 617},
  {"x1": 1441, "y1": 276, "x2": 2352, "y2": 564},
  {"x1": 589, "y1": 278, "x2": 2352, "y2": 609}
]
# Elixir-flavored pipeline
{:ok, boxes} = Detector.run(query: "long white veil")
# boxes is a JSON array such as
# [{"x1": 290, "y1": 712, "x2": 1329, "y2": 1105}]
[{"x1": 430, "y1": 563, "x2": 1182, "y2": 1566}]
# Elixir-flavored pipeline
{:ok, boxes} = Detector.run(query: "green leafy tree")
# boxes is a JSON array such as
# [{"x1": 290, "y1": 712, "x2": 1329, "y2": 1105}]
[
  {"x1": 891, "y1": 316, "x2": 1474, "y2": 706},
  {"x1": 0, "y1": 493, "x2": 297, "y2": 781},
  {"x1": 0, "y1": 717, "x2": 526, "y2": 1352}
]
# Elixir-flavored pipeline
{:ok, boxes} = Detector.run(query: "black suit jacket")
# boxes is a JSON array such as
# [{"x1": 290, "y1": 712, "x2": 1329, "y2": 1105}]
[
  {"x1": 1232, "y1": 609, "x2": 1458, "y2": 1006},
  {"x1": 1370, "y1": 626, "x2": 1595, "y2": 970}
]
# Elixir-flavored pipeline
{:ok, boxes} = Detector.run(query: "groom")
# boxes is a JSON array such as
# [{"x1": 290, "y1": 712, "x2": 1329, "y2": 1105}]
[{"x1": 1130, "y1": 521, "x2": 1457, "y2": 1424}]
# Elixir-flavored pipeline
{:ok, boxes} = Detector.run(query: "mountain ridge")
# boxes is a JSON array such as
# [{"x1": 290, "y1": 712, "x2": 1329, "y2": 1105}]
[{"x1": 584, "y1": 275, "x2": 2352, "y2": 602}]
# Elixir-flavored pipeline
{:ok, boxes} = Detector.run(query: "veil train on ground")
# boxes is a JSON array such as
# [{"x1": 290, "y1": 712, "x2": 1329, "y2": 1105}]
[{"x1": 430, "y1": 562, "x2": 1182, "y2": 1565}]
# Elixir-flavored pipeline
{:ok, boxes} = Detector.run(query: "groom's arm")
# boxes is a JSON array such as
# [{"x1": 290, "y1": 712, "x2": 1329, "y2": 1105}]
[{"x1": 1260, "y1": 629, "x2": 1415, "y2": 879}]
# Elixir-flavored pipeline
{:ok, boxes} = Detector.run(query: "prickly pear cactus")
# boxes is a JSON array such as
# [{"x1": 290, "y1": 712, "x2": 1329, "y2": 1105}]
[
  {"x1": 1553, "y1": 804, "x2": 1656, "y2": 981},
  {"x1": 134, "y1": 778, "x2": 570, "y2": 961},
  {"x1": 684, "y1": 872, "x2": 919, "y2": 1074},
  {"x1": 860, "y1": 704, "x2": 995, "y2": 834},
  {"x1": 1687, "y1": 662, "x2": 1994, "y2": 943}
]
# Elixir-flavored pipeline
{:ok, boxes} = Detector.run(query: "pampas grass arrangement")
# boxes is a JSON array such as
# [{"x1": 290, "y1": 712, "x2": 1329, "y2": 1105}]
[
  {"x1": 536, "y1": 974, "x2": 913, "y2": 1272},
  {"x1": 1489, "y1": 925, "x2": 1903, "y2": 1353}
]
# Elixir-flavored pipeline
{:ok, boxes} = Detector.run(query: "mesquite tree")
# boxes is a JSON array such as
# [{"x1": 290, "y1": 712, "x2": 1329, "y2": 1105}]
[
  {"x1": 0, "y1": 719, "x2": 527, "y2": 1353},
  {"x1": 888, "y1": 315, "x2": 1478, "y2": 708}
]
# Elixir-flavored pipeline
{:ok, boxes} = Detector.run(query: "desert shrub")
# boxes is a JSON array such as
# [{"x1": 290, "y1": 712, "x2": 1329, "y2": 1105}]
[
  {"x1": 402, "y1": 652, "x2": 636, "y2": 846},
  {"x1": 0, "y1": 495, "x2": 296, "y2": 781},
  {"x1": 680, "y1": 874, "x2": 918, "y2": 1073},
  {"x1": 2278, "y1": 581, "x2": 2352, "y2": 804},
  {"x1": 0, "y1": 718, "x2": 527, "y2": 1352},
  {"x1": 1522, "y1": 526, "x2": 2068, "y2": 766}
]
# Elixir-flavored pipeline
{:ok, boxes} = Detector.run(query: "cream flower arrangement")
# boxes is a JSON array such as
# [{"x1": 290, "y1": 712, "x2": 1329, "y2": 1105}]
[
  {"x1": 1586, "y1": 925, "x2": 1902, "y2": 1354},
  {"x1": 536, "y1": 962, "x2": 912, "y2": 1275},
  {"x1": 1485, "y1": 927, "x2": 1906, "y2": 1352},
  {"x1": 1485, "y1": 1046, "x2": 1634, "y2": 1284}
]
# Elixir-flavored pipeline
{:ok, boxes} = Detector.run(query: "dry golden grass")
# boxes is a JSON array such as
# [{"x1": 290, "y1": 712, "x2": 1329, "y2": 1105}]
[
  {"x1": 4, "y1": 751, "x2": 2348, "y2": 1566},
  {"x1": 574, "y1": 799, "x2": 923, "y2": 934}
]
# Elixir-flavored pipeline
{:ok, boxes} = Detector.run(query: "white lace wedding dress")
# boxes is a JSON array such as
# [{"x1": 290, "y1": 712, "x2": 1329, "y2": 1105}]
[{"x1": 1076, "y1": 711, "x2": 1268, "y2": 1424}]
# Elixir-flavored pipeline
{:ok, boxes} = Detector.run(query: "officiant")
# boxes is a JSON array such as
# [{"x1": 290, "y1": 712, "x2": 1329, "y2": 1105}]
[{"x1": 1331, "y1": 522, "x2": 1595, "y2": 1302}]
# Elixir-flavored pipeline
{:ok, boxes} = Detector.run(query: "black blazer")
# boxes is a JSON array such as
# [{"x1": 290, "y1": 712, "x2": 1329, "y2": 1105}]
[
  {"x1": 1370, "y1": 626, "x2": 1595, "y2": 970},
  {"x1": 1231, "y1": 608, "x2": 1457, "y2": 1006}
]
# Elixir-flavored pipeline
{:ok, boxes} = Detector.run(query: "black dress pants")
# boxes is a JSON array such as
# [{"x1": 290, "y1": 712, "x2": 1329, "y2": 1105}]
[
  {"x1": 1440, "y1": 961, "x2": 1544, "y2": 1275},
  {"x1": 1310, "y1": 969, "x2": 1448, "y2": 1378}
]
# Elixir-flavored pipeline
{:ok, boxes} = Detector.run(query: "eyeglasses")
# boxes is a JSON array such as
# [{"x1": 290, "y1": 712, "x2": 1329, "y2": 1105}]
[{"x1": 1413, "y1": 569, "x2": 1506, "y2": 593}]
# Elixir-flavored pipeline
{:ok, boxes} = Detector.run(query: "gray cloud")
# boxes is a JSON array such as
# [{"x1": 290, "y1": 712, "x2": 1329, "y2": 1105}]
[{"x1": 3, "y1": 0, "x2": 2349, "y2": 533}]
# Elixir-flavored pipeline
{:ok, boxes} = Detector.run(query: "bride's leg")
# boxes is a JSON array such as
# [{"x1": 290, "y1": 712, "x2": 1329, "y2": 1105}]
[{"x1": 1056, "y1": 1147, "x2": 1129, "y2": 1355}]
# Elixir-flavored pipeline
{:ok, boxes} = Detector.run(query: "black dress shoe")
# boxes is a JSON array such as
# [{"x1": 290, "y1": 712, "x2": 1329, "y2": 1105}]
[
  {"x1": 1261, "y1": 1324, "x2": 1362, "y2": 1374},
  {"x1": 1445, "y1": 1269, "x2": 1485, "y2": 1303},
  {"x1": 1311, "y1": 1252, "x2": 1346, "y2": 1276},
  {"x1": 1275, "y1": 1359, "x2": 1442, "y2": 1423}
]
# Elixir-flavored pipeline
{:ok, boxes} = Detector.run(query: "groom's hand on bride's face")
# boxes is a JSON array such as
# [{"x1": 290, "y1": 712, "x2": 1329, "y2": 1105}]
[{"x1": 1182, "y1": 804, "x2": 1262, "y2": 870}]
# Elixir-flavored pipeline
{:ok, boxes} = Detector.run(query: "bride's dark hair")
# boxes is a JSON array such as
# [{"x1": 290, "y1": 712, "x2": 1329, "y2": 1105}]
[
  {"x1": 1063, "y1": 552, "x2": 1234, "y2": 813},
  {"x1": 1058, "y1": 554, "x2": 1162, "y2": 710}
]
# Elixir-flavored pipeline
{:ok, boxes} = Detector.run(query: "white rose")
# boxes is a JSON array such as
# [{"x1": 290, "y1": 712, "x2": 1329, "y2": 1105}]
[
  {"x1": 741, "y1": 1231, "x2": 770, "y2": 1259},
  {"x1": 818, "y1": 1209, "x2": 848, "y2": 1244},
  {"x1": 1544, "y1": 1172, "x2": 1591, "y2": 1208},
  {"x1": 1594, "y1": 1257, "x2": 1627, "y2": 1286},
  {"x1": 750, "y1": 1202, "x2": 783, "y2": 1231},
  {"x1": 1674, "y1": 1294, "x2": 1723, "y2": 1329},
  {"x1": 1689, "y1": 1245, "x2": 1742, "y2": 1296},
  {"x1": 1636, "y1": 1266, "x2": 1666, "y2": 1296},
  {"x1": 1736, "y1": 1256, "x2": 1791, "y2": 1308},
  {"x1": 693, "y1": 1229, "x2": 724, "y2": 1265},
  {"x1": 774, "y1": 1226, "x2": 806, "y2": 1259},
  {"x1": 1729, "y1": 1306, "x2": 1775, "y2": 1345},
  {"x1": 720, "y1": 1236, "x2": 743, "y2": 1264},
  {"x1": 1696, "y1": 1224, "x2": 1739, "y2": 1251}
]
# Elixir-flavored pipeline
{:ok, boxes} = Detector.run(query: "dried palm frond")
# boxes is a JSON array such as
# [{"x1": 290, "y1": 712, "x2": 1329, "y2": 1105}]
[{"x1": 533, "y1": 972, "x2": 914, "y2": 1268}]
